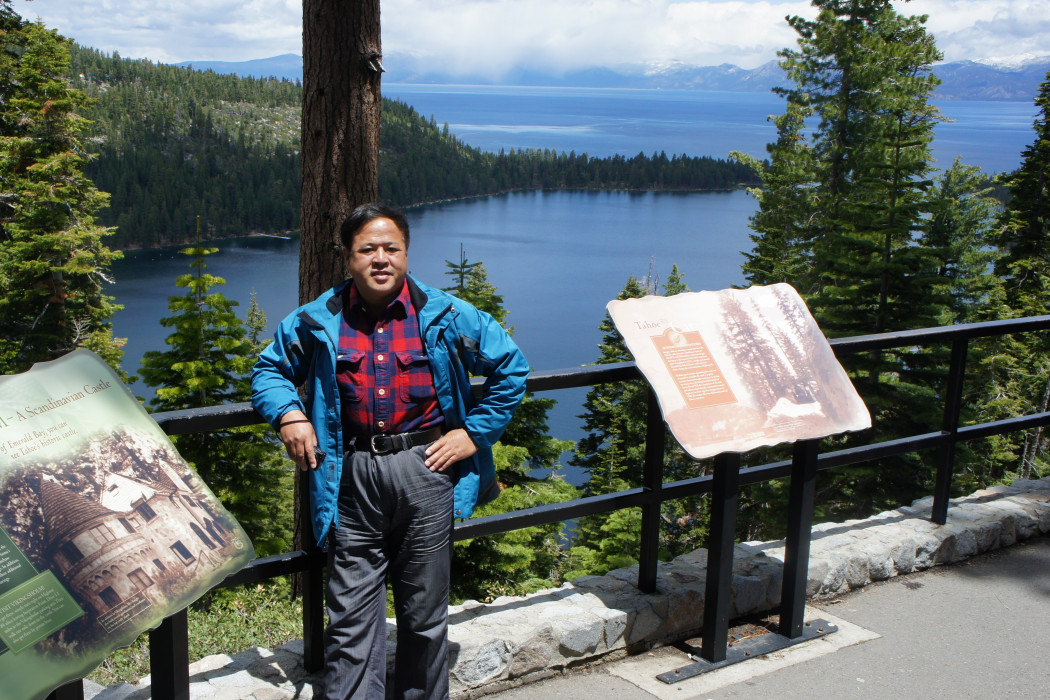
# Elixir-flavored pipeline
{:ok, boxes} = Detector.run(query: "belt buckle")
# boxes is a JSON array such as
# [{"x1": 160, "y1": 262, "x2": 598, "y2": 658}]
[{"x1": 370, "y1": 434, "x2": 390, "y2": 455}]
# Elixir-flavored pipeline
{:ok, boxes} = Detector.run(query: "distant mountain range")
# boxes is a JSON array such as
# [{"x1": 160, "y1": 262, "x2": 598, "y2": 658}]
[{"x1": 176, "y1": 54, "x2": 1050, "y2": 102}]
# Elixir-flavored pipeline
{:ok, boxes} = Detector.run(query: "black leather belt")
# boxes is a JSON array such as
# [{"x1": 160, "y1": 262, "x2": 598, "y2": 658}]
[{"x1": 359, "y1": 426, "x2": 442, "y2": 456}]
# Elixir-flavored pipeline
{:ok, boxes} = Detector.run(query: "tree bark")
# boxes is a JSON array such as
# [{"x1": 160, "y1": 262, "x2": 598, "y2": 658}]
[
  {"x1": 300, "y1": 0, "x2": 382, "y2": 304},
  {"x1": 295, "y1": 1, "x2": 382, "y2": 592}
]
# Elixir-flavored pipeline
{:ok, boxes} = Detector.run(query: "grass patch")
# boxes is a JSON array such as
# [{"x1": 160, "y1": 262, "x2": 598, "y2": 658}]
[{"x1": 88, "y1": 580, "x2": 305, "y2": 688}]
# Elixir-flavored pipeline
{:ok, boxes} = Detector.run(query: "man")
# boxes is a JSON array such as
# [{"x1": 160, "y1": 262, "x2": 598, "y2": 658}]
[{"x1": 251, "y1": 203, "x2": 528, "y2": 699}]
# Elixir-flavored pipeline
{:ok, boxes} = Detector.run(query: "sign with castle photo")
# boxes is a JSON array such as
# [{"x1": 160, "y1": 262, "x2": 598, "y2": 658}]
[
  {"x1": 608, "y1": 283, "x2": 871, "y2": 459},
  {"x1": 0, "y1": 350, "x2": 255, "y2": 700}
]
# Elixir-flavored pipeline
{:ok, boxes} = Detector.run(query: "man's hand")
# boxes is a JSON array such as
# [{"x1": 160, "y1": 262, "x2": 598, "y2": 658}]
[
  {"x1": 424, "y1": 428, "x2": 477, "y2": 472},
  {"x1": 278, "y1": 410, "x2": 320, "y2": 471}
]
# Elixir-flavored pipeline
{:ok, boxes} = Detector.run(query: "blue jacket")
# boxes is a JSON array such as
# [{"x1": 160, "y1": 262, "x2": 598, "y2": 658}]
[{"x1": 251, "y1": 275, "x2": 529, "y2": 545}]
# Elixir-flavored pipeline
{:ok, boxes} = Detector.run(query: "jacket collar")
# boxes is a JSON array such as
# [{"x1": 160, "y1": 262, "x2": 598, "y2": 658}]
[
  {"x1": 407, "y1": 275, "x2": 430, "y2": 312},
  {"x1": 324, "y1": 279, "x2": 351, "y2": 317}
]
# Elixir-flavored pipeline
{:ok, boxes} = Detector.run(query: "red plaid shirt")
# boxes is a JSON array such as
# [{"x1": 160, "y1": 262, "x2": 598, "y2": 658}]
[{"x1": 337, "y1": 282, "x2": 444, "y2": 439}]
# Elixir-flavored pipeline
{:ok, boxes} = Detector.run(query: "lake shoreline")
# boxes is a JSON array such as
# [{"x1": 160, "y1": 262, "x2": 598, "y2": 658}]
[{"x1": 110, "y1": 185, "x2": 754, "y2": 252}]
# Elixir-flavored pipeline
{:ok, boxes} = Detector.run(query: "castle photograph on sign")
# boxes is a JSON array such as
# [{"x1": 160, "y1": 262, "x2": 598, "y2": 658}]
[
  {"x1": 0, "y1": 426, "x2": 246, "y2": 648},
  {"x1": 608, "y1": 284, "x2": 871, "y2": 460}
]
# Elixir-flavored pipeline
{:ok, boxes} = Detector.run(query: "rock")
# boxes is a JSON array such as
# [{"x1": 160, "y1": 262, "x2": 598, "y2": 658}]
[
  {"x1": 508, "y1": 626, "x2": 555, "y2": 678},
  {"x1": 452, "y1": 638, "x2": 511, "y2": 687},
  {"x1": 590, "y1": 605, "x2": 630, "y2": 651},
  {"x1": 730, "y1": 574, "x2": 766, "y2": 616}
]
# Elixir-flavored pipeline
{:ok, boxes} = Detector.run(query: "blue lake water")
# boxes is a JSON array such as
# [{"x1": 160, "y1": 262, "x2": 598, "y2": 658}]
[
  {"x1": 114, "y1": 189, "x2": 756, "y2": 472},
  {"x1": 110, "y1": 86, "x2": 1037, "y2": 477},
  {"x1": 384, "y1": 84, "x2": 1037, "y2": 175}
]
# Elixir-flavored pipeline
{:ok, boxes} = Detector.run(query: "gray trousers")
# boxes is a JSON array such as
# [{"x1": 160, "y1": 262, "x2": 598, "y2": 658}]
[{"x1": 323, "y1": 444, "x2": 454, "y2": 700}]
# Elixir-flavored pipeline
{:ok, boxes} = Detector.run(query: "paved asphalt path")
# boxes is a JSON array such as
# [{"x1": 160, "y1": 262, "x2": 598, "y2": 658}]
[{"x1": 486, "y1": 535, "x2": 1050, "y2": 700}]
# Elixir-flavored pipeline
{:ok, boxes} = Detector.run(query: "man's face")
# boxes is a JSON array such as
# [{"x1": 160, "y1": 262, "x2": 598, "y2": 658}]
[{"x1": 343, "y1": 217, "x2": 409, "y2": 311}]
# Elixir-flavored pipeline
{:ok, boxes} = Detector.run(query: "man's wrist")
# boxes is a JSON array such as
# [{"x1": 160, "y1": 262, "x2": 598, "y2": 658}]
[{"x1": 279, "y1": 418, "x2": 312, "y2": 428}]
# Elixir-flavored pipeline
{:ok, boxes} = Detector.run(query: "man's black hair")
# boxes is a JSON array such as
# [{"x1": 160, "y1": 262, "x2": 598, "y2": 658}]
[{"x1": 339, "y1": 203, "x2": 410, "y2": 249}]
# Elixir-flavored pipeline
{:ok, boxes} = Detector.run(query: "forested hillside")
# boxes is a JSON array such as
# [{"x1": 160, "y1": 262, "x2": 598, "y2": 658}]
[
  {"x1": 71, "y1": 47, "x2": 300, "y2": 249},
  {"x1": 70, "y1": 47, "x2": 758, "y2": 249}
]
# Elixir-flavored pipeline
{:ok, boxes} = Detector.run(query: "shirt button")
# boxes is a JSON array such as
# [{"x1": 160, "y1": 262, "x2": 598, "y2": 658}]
[
  {"x1": 378, "y1": 420, "x2": 386, "y2": 428},
  {"x1": 377, "y1": 327, "x2": 384, "y2": 334},
  {"x1": 377, "y1": 354, "x2": 384, "y2": 361},
  {"x1": 378, "y1": 388, "x2": 386, "y2": 396}
]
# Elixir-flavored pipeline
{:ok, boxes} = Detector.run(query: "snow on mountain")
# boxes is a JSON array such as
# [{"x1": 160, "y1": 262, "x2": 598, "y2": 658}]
[{"x1": 174, "y1": 54, "x2": 1049, "y2": 102}]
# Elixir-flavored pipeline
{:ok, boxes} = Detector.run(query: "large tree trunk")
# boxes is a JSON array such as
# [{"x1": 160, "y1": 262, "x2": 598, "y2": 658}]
[
  {"x1": 300, "y1": 0, "x2": 382, "y2": 304},
  {"x1": 295, "y1": 0, "x2": 382, "y2": 587}
]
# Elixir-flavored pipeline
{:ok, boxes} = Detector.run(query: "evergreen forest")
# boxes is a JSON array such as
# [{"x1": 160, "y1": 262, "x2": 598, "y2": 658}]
[{"x1": 69, "y1": 45, "x2": 758, "y2": 250}]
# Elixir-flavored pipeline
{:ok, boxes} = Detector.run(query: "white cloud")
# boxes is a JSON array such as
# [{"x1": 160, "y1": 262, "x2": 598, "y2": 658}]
[
  {"x1": 8, "y1": 0, "x2": 1049, "y2": 72},
  {"x1": 383, "y1": 1, "x2": 814, "y2": 75},
  {"x1": 10, "y1": 0, "x2": 302, "y2": 63},
  {"x1": 908, "y1": 0, "x2": 1050, "y2": 64}
]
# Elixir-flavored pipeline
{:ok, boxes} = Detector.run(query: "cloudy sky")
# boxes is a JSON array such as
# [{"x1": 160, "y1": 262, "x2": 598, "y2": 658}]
[{"x1": 9, "y1": 0, "x2": 1050, "y2": 76}]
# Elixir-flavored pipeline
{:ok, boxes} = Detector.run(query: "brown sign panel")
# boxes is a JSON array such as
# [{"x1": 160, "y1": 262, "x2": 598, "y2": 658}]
[{"x1": 608, "y1": 284, "x2": 870, "y2": 459}]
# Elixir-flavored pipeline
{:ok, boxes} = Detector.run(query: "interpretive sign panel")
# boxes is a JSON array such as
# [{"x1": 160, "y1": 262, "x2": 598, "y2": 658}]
[
  {"x1": 0, "y1": 350, "x2": 255, "y2": 700},
  {"x1": 608, "y1": 284, "x2": 870, "y2": 459}
]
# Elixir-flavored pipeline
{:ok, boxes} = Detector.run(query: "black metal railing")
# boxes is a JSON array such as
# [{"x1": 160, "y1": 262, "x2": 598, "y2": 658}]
[{"x1": 47, "y1": 315, "x2": 1050, "y2": 700}]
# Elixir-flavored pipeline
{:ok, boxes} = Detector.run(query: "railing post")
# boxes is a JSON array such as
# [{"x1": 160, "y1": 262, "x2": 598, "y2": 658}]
[
  {"x1": 779, "y1": 439, "x2": 819, "y2": 637},
  {"x1": 637, "y1": 387, "x2": 666, "y2": 594},
  {"x1": 149, "y1": 608, "x2": 189, "y2": 700},
  {"x1": 701, "y1": 451, "x2": 740, "y2": 662},
  {"x1": 299, "y1": 469, "x2": 326, "y2": 673},
  {"x1": 45, "y1": 680, "x2": 83, "y2": 700},
  {"x1": 933, "y1": 338, "x2": 968, "y2": 524}
]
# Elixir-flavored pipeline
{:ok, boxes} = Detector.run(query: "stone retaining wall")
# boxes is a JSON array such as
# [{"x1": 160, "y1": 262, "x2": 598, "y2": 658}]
[{"x1": 446, "y1": 477, "x2": 1050, "y2": 695}]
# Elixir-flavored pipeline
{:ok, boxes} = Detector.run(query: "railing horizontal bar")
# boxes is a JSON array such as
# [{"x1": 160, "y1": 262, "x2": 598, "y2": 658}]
[
  {"x1": 192, "y1": 411, "x2": 1050, "y2": 573},
  {"x1": 454, "y1": 487, "x2": 650, "y2": 539},
  {"x1": 149, "y1": 317, "x2": 1050, "y2": 435},
  {"x1": 152, "y1": 367, "x2": 646, "y2": 435},
  {"x1": 524, "y1": 362, "x2": 641, "y2": 391},
  {"x1": 215, "y1": 549, "x2": 325, "y2": 588},
  {"x1": 816, "y1": 431, "x2": 947, "y2": 468},
  {"x1": 153, "y1": 401, "x2": 260, "y2": 435},
  {"x1": 957, "y1": 411, "x2": 1050, "y2": 441},
  {"x1": 449, "y1": 418, "x2": 1044, "y2": 540},
  {"x1": 827, "y1": 315, "x2": 1050, "y2": 355}
]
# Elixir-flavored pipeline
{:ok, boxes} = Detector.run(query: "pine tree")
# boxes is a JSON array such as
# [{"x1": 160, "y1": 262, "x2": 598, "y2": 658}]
[
  {"x1": 984, "y1": 70, "x2": 1050, "y2": 481},
  {"x1": 570, "y1": 276, "x2": 650, "y2": 500},
  {"x1": 995, "y1": 70, "x2": 1050, "y2": 315},
  {"x1": 441, "y1": 249, "x2": 577, "y2": 601},
  {"x1": 733, "y1": 100, "x2": 817, "y2": 288},
  {"x1": 774, "y1": 0, "x2": 946, "y2": 338},
  {"x1": 924, "y1": 158, "x2": 1001, "y2": 325},
  {"x1": 0, "y1": 10, "x2": 124, "y2": 374},
  {"x1": 910, "y1": 158, "x2": 1004, "y2": 492},
  {"x1": 745, "y1": 0, "x2": 953, "y2": 518},
  {"x1": 443, "y1": 247, "x2": 566, "y2": 475},
  {"x1": 139, "y1": 225, "x2": 292, "y2": 555}
]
